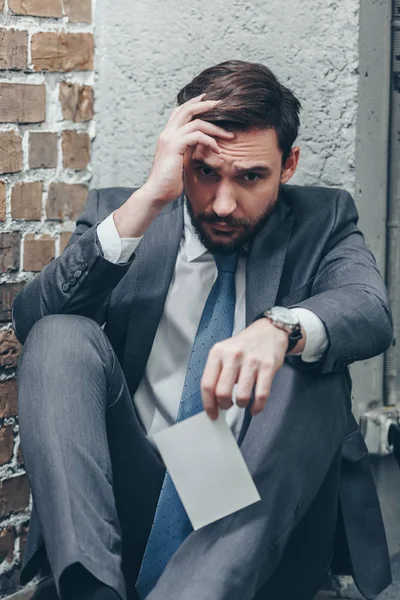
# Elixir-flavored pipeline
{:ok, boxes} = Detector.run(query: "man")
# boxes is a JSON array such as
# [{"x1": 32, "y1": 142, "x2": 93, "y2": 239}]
[{"x1": 13, "y1": 60, "x2": 393, "y2": 600}]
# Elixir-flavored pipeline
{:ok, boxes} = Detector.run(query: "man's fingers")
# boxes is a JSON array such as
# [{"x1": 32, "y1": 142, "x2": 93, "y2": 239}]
[
  {"x1": 235, "y1": 362, "x2": 258, "y2": 409},
  {"x1": 251, "y1": 367, "x2": 274, "y2": 415},
  {"x1": 186, "y1": 93, "x2": 206, "y2": 102},
  {"x1": 181, "y1": 131, "x2": 222, "y2": 155},
  {"x1": 181, "y1": 119, "x2": 234, "y2": 140},
  {"x1": 201, "y1": 355, "x2": 223, "y2": 420},
  {"x1": 166, "y1": 94, "x2": 206, "y2": 125},
  {"x1": 214, "y1": 361, "x2": 240, "y2": 410},
  {"x1": 183, "y1": 93, "x2": 206, "y2": 104},
  {"x1": 172, "y1": 99, "x2": 222, "y2": 127}
]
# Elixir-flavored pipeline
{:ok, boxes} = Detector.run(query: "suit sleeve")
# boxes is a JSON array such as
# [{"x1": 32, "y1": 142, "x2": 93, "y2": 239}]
[
  {"x1": 286, "y1": 189, "x2": 393, "y2": 374},
  {"x1": 12, "y1": 188, "x2": 136, "y2": 345}
]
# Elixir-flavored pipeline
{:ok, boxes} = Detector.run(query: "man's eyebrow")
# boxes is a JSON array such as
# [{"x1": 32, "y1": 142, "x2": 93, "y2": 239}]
[
  {"x1": 191, "y1": 158, "x2": 271, "y2": 174},
  {"x1": 233, "y1": 164, "x2": 272, "y2": 175}
]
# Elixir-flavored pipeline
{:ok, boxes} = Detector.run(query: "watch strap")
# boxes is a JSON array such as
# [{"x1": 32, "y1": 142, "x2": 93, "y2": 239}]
[{"x1": 286, "y1": 329, "x2": 303, "y2": 353}]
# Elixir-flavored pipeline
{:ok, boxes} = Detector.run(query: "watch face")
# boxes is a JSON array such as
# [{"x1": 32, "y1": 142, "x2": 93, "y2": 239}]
[{"x1": 270, "y1": 306, "x2": 299, "y2": 326}]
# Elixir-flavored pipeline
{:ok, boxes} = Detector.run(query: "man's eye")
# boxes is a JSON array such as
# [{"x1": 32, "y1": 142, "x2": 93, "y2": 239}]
[
  {"x1": 243, "y1": 172, "x2": 260, "y2": 182},
  {"x1": 199, "y1": 167, "x2": 215, "y2": 176}
]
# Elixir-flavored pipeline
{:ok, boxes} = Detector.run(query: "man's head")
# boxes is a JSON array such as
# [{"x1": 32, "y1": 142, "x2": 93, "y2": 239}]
[{"x1": 178, "y1": 60, "x2": 301, "y2": 254}]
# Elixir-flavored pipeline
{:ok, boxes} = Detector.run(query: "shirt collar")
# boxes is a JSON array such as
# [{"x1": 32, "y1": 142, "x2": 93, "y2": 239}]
[
  {"x1": 183, "y1": 200, "x2": 208, "y2": 262},
  {"x1": 182, "y1": 197, "x2": 249, "y2": 263}
]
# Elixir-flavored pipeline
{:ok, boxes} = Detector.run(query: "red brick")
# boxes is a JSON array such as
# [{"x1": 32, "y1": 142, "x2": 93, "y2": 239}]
[
  {"x1": 64, "y1": 0, "x2": 91, "y2": 23},
  {"x1": 0, "y1": 29, "x2": 28, "y2": 70},
  {"x1": 46, "y1": 183, "x2": 87, "y2": 221},
  {"x1": 59, "y1": 82, "x2": 93, "y2": 122},
  {"x1": 0, "y1": 232, "x2": 20, "y2": 273},
  {"x1": 11, "y1": 182, "x2": 42, "y2": 220},
  {"x1": 0, "y1": 476, "x2": 30, "y2": 517},
  {"x1": 0, "y1": 380, "x2": 18, "y2": 419},
  {"x1": 0, "y1": 83, "x2": 46, "y2": 124},
  {"x1": 0, "y1": 180, "x2": 5, "y2": 221},
  {"x1": 60, "y1": 231, "x2": 73, "y2": 253},
  {"x1": 0, "y1": 131, "x2": 22, "y2": 174},
  {"x1": 9, "y1": 0, "x2": 62, "y2": 18},
  {"x1": 0, "y1": 426, "x2": 14, "y2": 466},
  {"x1": 62, "y1": 131, "x2": 90, "y2": 169},
  {"x1": 0, "y1": 282, "x2": 25, "y2": 322},
  {"x1": 0, "y1": 527, "x2": 15, "y2": 564},
  {"x1": 23, "y1": 233, "x2": 55, "y2": 271},
  {"x1": 0, "y1": 330, "x2": 21, "y2": 370},
  {"x1": 29, "y1": 132, "x2": 58, "y2": 169},
  {"x1": 31, "y1": 32, "x2": 94, "y2": 72}
]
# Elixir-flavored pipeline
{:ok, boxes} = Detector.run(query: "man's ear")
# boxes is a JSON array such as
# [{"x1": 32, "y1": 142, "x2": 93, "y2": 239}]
[{"x1": 280, "y1": 146, "x2": 300, "y2": 184}]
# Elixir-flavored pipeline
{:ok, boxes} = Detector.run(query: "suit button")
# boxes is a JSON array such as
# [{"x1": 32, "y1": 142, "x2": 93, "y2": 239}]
[
  {"x1": 62, "y1": 283, "x2": 69, "y2": 292},
  {"x1": 80, "y1": 261, "x2": 88, "y2": 270},
  {"x1": 68, "y1": 276, "x2": 77, "y2": 285},
  {"x1": 74, "y1": 269, "x2": 82, "y2": 278}
]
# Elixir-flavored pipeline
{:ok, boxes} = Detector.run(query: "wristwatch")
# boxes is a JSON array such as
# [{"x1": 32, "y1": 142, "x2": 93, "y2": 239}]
[{"x1": 255, "y1": 306, "x2": 303, "y2": 353}]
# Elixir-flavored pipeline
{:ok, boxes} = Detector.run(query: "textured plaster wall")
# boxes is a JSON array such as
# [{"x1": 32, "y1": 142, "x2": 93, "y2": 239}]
[{"x1": 93, "y1": 0, "x2": 360, "y2": 193}]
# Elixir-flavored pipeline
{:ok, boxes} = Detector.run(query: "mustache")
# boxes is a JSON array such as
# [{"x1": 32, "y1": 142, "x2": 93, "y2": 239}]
[{"x1": 197, "y1": 213, "x2": 254, "y2": 228}]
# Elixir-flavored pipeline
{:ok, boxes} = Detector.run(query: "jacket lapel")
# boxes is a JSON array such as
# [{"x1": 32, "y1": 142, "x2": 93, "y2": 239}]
[
  {"x1": 245, "y1": 192, "x2": 293, "y2": 326},
  {"x1": 238, "y1": 193, "x2": 294, "y2": 446},
  {"x1": 122, "y1": 195, "x2": 184, "y2": 397}
]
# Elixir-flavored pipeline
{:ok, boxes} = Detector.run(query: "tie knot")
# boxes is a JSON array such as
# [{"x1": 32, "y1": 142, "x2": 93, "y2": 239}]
[{"x1": 213, "y1": 252, "x2": 239, "y2": 274}]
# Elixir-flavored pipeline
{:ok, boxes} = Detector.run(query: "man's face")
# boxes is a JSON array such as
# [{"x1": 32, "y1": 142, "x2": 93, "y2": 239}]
[{"x1": 183, "y1": 127, "x2": 299, "y2": 254}]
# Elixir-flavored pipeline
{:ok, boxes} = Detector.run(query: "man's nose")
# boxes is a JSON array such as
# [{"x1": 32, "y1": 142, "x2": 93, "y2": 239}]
[{"x1": 212, "y1": 184, "x2": 237, "y2": 217}]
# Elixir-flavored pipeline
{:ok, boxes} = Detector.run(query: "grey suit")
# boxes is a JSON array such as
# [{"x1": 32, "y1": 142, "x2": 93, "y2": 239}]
[{"x1": 13, "y1": 184, "x2": 393, "y2": 599}]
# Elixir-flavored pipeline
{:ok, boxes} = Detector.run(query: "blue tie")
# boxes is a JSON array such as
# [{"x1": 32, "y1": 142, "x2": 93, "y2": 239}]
[{"x1": 135, "y1": 251, "x2": 239, "y2": 598}]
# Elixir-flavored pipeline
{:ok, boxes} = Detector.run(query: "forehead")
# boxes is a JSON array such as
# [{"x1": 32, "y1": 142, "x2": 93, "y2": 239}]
[{"x1": 190, "y1": 127, "x2": 281, "y2": 169}]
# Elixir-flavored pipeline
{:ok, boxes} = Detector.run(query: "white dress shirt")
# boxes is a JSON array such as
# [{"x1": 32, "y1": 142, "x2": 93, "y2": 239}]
[{"x1": 97, "y1": 202, "x2": 328, "y2": 448}]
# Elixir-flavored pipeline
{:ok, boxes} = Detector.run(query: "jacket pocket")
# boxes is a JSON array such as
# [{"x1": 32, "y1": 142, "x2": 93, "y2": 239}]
[{"x1": 341, "y1": 428, "x2": 369, "y2": 463}]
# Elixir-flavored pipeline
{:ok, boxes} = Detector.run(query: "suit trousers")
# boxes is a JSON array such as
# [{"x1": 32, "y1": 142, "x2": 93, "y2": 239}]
[{"x1": 16, "y1": 314, "x2": 346, "y2": 600}]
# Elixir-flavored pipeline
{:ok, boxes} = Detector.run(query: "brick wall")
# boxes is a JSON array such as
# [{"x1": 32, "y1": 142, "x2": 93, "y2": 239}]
[{"x1": 0, "y1": 0, "x2": 94, "y2": 595}]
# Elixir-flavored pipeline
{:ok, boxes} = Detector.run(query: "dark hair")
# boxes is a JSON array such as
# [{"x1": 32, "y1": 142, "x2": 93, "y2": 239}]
[{"x1": 177, "y1": 60, "x2": 301, "y2": 164}]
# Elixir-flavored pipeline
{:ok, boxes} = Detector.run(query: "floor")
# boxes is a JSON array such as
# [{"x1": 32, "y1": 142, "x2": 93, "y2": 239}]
[
  {"x1": 6, "y1": 554, "x2": 400, "y2": 600},
  {"x1": 314, "y1": 553, "x2": 400, "y2": 599}
]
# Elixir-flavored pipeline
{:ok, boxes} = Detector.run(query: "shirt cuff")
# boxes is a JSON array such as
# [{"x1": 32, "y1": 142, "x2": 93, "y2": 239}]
[
  {"x1": 96, "y1": 210, "x2": 143, "y2": 263},
  {"x1": 289, "y1": 307, "x2": 329, "y2": 363}
]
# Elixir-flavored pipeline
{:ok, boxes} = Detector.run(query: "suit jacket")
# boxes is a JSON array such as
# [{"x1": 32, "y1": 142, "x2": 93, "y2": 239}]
[{"x1": 13, "y1": 184, "x2": 393, "y2": 599}]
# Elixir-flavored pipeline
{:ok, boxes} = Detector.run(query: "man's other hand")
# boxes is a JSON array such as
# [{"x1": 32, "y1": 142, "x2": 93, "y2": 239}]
[{"x1": 200, "y1": 319, "x2": 291, "y2": 419}]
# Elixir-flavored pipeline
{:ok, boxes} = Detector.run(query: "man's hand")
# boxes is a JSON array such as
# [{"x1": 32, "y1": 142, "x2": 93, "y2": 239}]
[
  {"x1": 113, "y1": 94, "x2": 235, "y2": 238},
  {"x1": 200, "y1": 319, "x2": 290, "y2": 419},
  {"x1": 143, "y1": 93, "x2": 235, "y2": 208}
]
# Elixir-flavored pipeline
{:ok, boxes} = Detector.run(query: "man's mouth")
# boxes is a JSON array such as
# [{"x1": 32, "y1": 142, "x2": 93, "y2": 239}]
[{"x1": 210, "y1": 222, "x2": 234, "y2": 231}]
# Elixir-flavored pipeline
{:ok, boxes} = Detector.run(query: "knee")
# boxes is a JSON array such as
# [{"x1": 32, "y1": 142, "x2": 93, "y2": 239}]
[
  {"x1": 28, "y1": 314, "x2": 102, "y2": 344},
  {"x1": 18, "y1": 314, "x2": 106, "y2": 370},
  {"x1": 17, "y1": 315, "x2": 112, "y2": 420}
]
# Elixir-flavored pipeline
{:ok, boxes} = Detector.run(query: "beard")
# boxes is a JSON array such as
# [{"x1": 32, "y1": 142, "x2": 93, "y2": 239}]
[{"x1": 184, "y1": 185, "x2": 281, "y2": 255}]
